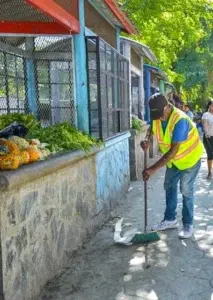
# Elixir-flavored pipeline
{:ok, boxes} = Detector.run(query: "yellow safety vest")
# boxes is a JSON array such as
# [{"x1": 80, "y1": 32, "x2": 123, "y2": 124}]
[{"x1": 152, "y1": 107, "x2": 203, "y2": 170}]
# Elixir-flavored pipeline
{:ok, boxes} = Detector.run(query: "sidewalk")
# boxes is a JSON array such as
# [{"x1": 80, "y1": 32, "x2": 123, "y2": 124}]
[{"x1": 38, "y1": 156, "x2": 213, "y2": 300}]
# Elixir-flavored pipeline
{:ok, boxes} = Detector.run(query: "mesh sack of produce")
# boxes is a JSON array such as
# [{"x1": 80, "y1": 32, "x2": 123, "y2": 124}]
[
  {"x1": 0, "y1": 139, "x2": 20, "y2": 155},
  {"x1": 0, "y1": 155, "x2": 20, "y2": 170}
]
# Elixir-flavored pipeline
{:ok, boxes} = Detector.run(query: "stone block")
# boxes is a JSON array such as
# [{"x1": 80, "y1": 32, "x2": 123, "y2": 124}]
[
  {"x1": 61, "y1": 180, "x2": 69, "y2": 204},
  {"x1": 57, "y1": 224, "x2": 65, "y2": 256},
  {"x1": 50, "y1": 215, "x2": 58, "y2": 242},
  {"x1": 19, "y1": 191, "x2": 38, "y2": 222},
  {"x1": 6, "y1": 243, "x2": 16, "y2": 271},
  {"x1": 7, "y1": 198, "x2": 16, "y2": 225},
  {"x1": 15, "y1": 226, "x2": 27, "y2": 256}
]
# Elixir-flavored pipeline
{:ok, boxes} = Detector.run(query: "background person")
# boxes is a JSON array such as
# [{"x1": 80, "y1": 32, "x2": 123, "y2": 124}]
[
  {"x1": 202, "y1": 100, "x2": 213, "y2": 179},
  {"x1": 183, "y1": 104, "x2": 194, "y2": 120},
  {"x1": 195, "y1": 116, "x2": 204, "y2": 140}
]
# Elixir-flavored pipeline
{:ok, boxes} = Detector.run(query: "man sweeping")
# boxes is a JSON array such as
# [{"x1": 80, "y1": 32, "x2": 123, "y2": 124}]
[{"x1": 141, "y1": 94, "x2": 203, "y2": 239}]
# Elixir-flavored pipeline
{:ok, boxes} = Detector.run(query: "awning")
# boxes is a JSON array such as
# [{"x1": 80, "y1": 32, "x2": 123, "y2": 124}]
[
  {"x1": 0, "y1": 0, "x2": 80, "y2": 35},
  {"x1": 144, "y1": 64, "x2": 166, "y2": 80},
  {"x1": 120, "y1": 37, "x2": 157, "y2": 63}
]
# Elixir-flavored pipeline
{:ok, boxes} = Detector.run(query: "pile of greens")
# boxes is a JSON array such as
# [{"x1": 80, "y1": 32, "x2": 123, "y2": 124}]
[
  {"x1": 0, "y1": 114, "x2": 101, "y2": 153},
  {"x1": 27, "y1": 122, "x2": 101, "y2": 153},
  {"x1": 132, "y1": 117, "x2": 144, "y2": 131},
  {"x1": 0, "y1": 113, "x2": 40, "y2": 131}
]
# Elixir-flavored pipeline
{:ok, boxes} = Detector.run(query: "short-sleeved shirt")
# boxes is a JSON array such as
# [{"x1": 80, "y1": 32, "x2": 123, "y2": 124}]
[
  {"x1": 162, "y1": 119, "x2": 190, "y2": 142},
  {"x1": 186, "y1": 110, "x2": 194, "y2": 120},
  {"x1": 202, "y1": 112, "x2": 213, "y2": 136}
]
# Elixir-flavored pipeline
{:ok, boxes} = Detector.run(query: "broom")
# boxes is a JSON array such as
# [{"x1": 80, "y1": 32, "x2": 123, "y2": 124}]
[{"x1": 131, "y1": 148, "x2": 160, "y2": 244}]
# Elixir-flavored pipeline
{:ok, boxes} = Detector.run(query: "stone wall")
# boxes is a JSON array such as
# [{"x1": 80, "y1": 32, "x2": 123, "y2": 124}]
[
  {"x1": 129, "y1": 127, "x2": 159, "y2": 180},
  {"x1": 0, "y1": 153, "x2": 98, "y2": 300},
  {"x1": 96, "y1": 134, "x2": 130, "y2": 212},
  {"x1": 0, "y1": 134, "x2": 131, "y2": 300}
]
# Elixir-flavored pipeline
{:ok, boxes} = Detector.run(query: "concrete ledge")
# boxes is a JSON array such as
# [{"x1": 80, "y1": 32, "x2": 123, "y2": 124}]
[
  {"x1": 0, "y1": 131, "x2": 132, "y2": 192},
  {"x1": 104, "y1": 132, "x2": 131, "y2": 148},
  {"x1": 0, "y1": 146, "x2": 102, "y2": 192}
]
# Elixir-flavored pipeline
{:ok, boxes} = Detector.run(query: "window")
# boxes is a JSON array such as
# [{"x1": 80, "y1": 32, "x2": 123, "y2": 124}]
[
  {"x1": 36, "y1": 59, "x2": 74, "y2": 126},
  {"x1": 0, "y1": 52, "x2": 26, "y2": 115},
  {"x1": 34, "y1": 36, "x2": 75, "y2": 127},
  {"x1": 86, "y1": 36, "x2": 130, "y2": 140}
]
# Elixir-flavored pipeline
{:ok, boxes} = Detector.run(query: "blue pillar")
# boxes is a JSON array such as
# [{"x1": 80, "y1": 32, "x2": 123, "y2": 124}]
[
  {"x1": 73, "y1": 0, "x2": 89, "y2": 133},
  {"x1": 25, "y1": 38, "x2": 37, "y2": 116},
  {"x1": 144, "y1": 66, "x2": 151, "y2": 122}
]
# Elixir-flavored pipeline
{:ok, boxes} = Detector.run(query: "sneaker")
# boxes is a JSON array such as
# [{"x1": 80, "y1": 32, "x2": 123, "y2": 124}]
[
  {"x1": 178, "y1": 225, "x2": 193, "y2": 239},
  {"x1": 151, "y1": 220, "x2": 179, "y2": 231}
]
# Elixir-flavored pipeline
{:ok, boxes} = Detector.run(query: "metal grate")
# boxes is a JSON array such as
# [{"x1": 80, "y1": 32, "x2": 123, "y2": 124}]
[
  {"x1": 0, "y1": 36, "x2": 75, "y2": 127},
  {"x1": 86, "y1": 36, "x2": 130, "y2": 140}
]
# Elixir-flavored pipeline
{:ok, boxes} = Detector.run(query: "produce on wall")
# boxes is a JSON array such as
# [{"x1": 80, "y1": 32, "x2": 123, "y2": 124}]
[{"x1": 0, "y1": 113, "x2": 101, "y2": 170}]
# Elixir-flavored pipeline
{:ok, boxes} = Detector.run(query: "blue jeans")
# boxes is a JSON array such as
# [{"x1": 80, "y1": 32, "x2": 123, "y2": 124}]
[{"x1": 164, "y1": 160, "x2": 201, "y2": 226}]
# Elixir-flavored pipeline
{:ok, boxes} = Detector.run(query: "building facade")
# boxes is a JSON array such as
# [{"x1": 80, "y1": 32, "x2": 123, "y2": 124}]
[{"x1": 0, "y1": 1, "x2": 137, "y2": 299}]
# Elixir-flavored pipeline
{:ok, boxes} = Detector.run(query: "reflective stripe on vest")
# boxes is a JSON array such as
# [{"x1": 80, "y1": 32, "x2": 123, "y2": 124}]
[{"x1": 173, "y1": 137, "x2": 200, "y2": 160}]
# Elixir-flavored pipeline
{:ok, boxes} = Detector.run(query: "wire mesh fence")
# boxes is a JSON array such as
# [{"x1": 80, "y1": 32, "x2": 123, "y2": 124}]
[
  {"x1": 0, "y1": 50, "x2": 26, "y2": 114},
  {"x1": 86, "y1": 36, "x2": 130, "y2": 140},
  {"x1": 0, "y1": 35, "x2": 75, "y2": 127},
  {"x1": 0, "y1": 0, "x2": 53, "y2": 22}
]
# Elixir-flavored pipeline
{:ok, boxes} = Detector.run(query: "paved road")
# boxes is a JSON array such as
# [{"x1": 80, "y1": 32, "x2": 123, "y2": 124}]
[{"x1": 38, "y1": 156, "x2": 213, "y2": 300}]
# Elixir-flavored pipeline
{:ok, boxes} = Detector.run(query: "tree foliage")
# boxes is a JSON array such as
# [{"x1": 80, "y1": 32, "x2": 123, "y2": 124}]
[{"x1": 120, "y1": 0, "x2": 213, "y2": 105}]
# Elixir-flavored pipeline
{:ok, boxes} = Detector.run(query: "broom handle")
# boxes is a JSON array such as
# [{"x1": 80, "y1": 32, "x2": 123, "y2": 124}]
[{"x1": 144, "y1": 149, "x2": 148, "y2": 233}]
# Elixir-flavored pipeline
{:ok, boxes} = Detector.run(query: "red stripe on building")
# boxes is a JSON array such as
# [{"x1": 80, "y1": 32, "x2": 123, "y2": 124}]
[{"x1": 0, "y1": 21, "x2": 70, "y2": 35}]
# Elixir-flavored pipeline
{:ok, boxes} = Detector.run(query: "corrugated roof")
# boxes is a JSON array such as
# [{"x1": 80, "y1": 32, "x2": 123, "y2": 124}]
[
  {"x1": 120, "y1": 37, "x2": 157, "y2": 63},
  {"x1": 0, "y1": 0, "x2": 53, "y2": 22},
  {"x1": 0, "y1": 0, "x2": 51, "y2": 48}
]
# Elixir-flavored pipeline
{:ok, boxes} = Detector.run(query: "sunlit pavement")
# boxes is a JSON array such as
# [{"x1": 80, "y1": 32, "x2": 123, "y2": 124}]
[{"x1": 38, "y1": 155, "x2": 213, "y2": 300}]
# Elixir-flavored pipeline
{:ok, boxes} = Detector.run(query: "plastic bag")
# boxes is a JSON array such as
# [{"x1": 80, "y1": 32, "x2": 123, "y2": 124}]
[
  {"x1": 114, "y1": 218, "x2": 138, "y2": 246},
  {"x1": 0, "y1": 122, "x2": 28, "y2": 138}
]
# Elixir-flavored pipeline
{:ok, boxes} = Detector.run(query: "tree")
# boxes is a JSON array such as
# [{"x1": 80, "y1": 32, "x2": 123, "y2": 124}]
[
  {"x1": 174, "y1": 31, "x2": 213, "y2": 106},
  {"x1": 120, "y1": 0, "x2": 213, "y2": 105}
]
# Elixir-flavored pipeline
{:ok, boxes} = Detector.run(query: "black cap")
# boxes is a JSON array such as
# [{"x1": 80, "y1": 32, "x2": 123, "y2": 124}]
[{"x1": 149, "y1": 93, "x2": 168, "y2": 120}]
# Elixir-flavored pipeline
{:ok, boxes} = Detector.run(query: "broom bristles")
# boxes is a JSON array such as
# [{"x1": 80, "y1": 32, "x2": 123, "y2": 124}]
[{"x1": 131, "y1": 231, "x2": 160, "y2": 244}]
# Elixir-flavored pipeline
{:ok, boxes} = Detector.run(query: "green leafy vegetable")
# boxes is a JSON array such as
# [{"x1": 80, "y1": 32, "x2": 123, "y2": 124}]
[
  {"x1": 0, "y1": 114, "x2": 101, "y2": 153},
  {"x1": 132, "y1": 117, "x2": 144, "y2": 131},
  {"x1": 27, "y1": 122, "x2": 102, "y2": 153},
  {"x1": 0, "y1": 113, "x2": 40, "y2": 131}
]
